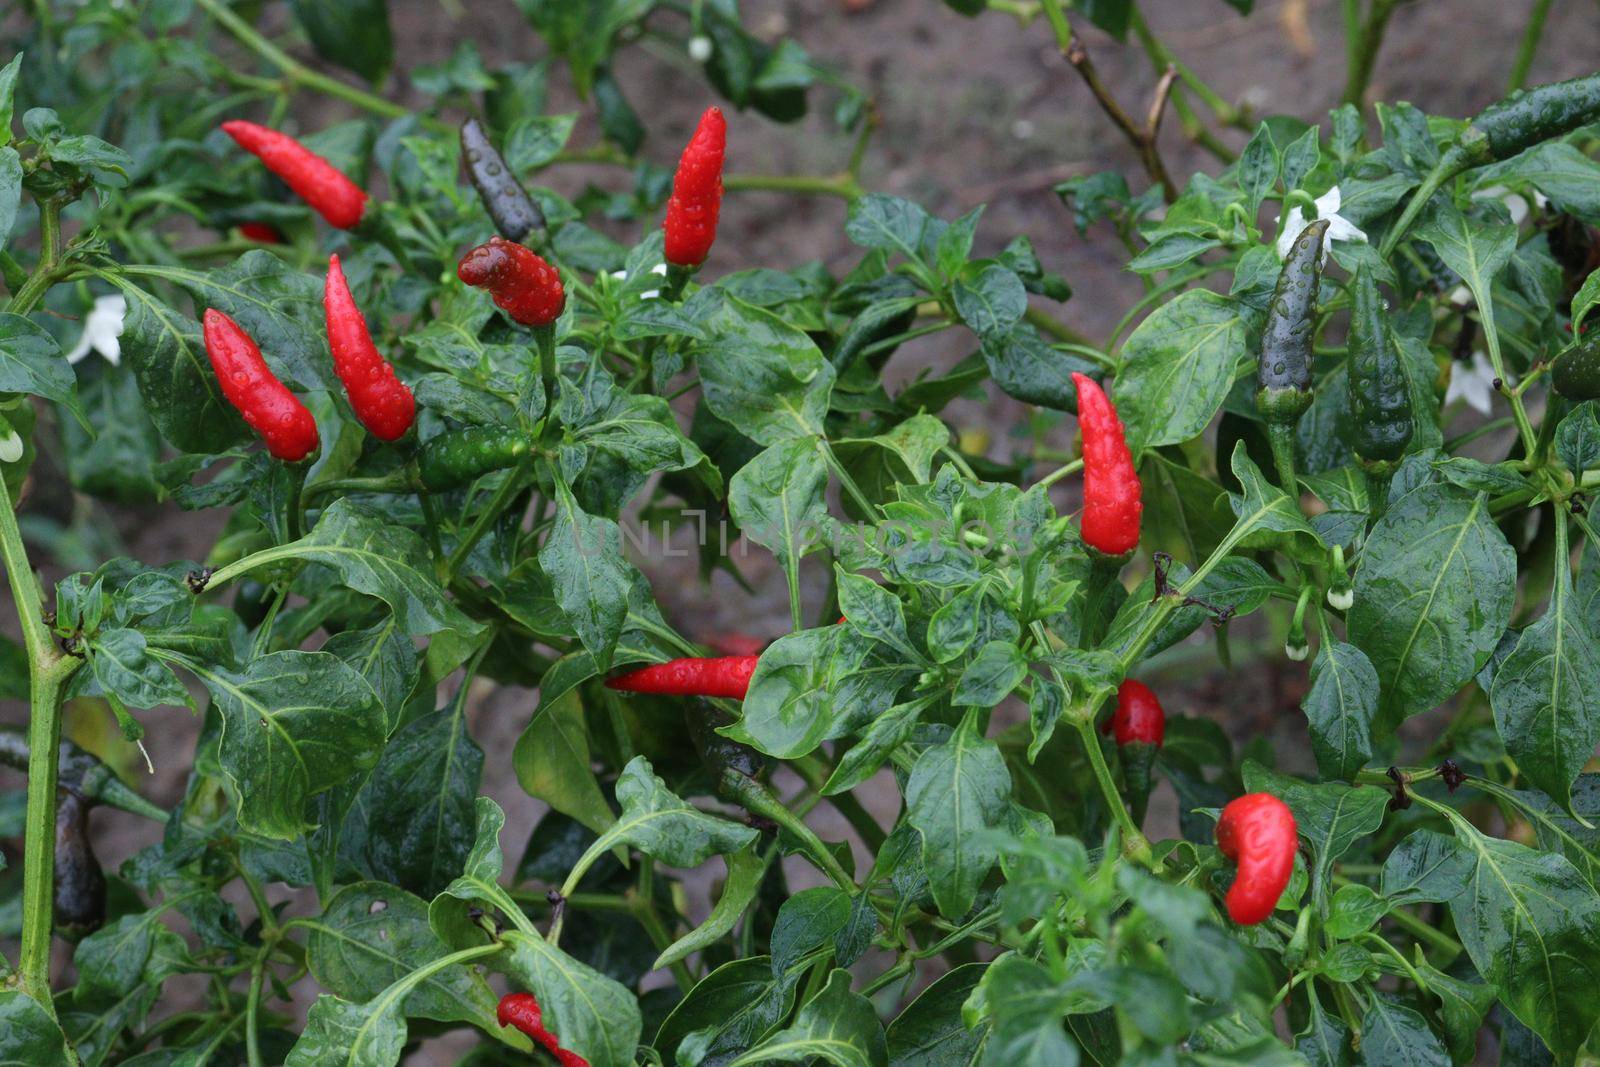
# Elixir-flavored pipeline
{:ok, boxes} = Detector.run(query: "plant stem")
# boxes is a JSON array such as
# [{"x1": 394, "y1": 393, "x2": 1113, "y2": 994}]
[
  {"x1": 2, "y1": 474, "x2": 75, "y2": 1012},
  {"x1": 1035, "y1": 457, "x2": 1083, "y2": 491},
  {"x1": 1073, "y1": 716, "x2": 1151, "y2": 864},
  {"x1": 1266, "y1": 421, "x2": 1300, "y2": 496},
  {"x1": 719, "y1": 770, "x2": 855, "y2": 890},
  {"x1": 1507, "y1": 0, "x2": 1554, "y2": 92},
  {"x1": 192, "y1": 0, "x2": 450, "y2": 134},
  {"x1": 722, "y1": 173, "x2": 862, "y2": 199},
  {"x1": 1342, "y1": 0, "x2": 1399, "y2": 107},
  {"x1": 445, "y1": 464, "x2": 531, "y2": 583},
  {"x1": 7, "y1": 199, "x2": 66, "y2": 316}
]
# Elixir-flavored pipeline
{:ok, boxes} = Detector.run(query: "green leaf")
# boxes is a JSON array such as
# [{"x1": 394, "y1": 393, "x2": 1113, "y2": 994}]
[
  {"x1": 1114, "y1": 290, "x2": 1249, "y2": 454},
  {"x1": 294, "y1": 499, "x2": 483, "y2": 638},
  {"x1": 303, "y1": 881, "x2": 499, "y2": 1028},
  {"x1": 189, "y1": 650, "x2": 385, "y2": 840},
  {"x1": 694, "y1": 292, "x2": 836, "y2": 445},
  {"x1": 845, "y1": 194, "x2": 936, "y2": 263},
  {"x1": 0, "y1": 54, "x2": 22, "y2": 146},
  {"x1": 1301, "y1": 641, "x2": 1378, "y2": 781},
  {"x1": 953, "y1": 641, "x2": 1028, "y2": 707},
  {"x1": 770, "y1": 886, "x2": 852, "y2": 975},
  {"x1": 537, "y1": 480, "x2": 634, "y2": 670},
  {"x1": 1358, "y1": 994, "x2": 1449, "y2": 1067},
  {"x1": 291, "y1": 0, "x2": 392, "y2": 83},
  {"x1": 0, "y1": 990, "x2": 73, "y2": 1067},
  {"x1": 1491, "y1": 558, "x2": 1600, "y2": 811},
  {"x1": 286, "y1": 991, "x2": 409, "y2": 1066},
  {"x1": 1237, "y1": 124, "x2": 1279, "y2": 216},
  {"x1": 513, "y1": 690, "x2": 614, "y2": 836},
  {"x1": 886, "y1": 963, "x2": 988, "y2": 1065},
  {"x1": 586, "y1": 755, "x2": 758, "y2": 869},
  {"x1": 655, "y1": 844, "x2": 765, "y2": 971},
  {"x1": 357, "y1": 703, "x2": 484, "y2": 898},
  {"x1": 907, "y1": 710, "x2": 1012, "y2": 917},
  {"x1": 1226, "y1": 441, "x2": 1321, "y2": 550},
  {"x1": 0, "y1": 312, "x2": 82, "y2": 417},
  {"x1": 1555, "y1": 402, "x2": 1600, "y2": 478},
  {"x1": 113, "y1": 280, "x2": 247, "y2": 453},
  {"x1": 980, "y1": 325, "x2": 1094, "y2": 412},
  {"x1": 1348, "y1": 485, "x2": 1515, "y2": 733},
  {"x1": 952, "y1": 264, "x2": 1027, "y2": 339},
  {"x1": 0, "y1": 147, "x2": 20, "y2": 251},
  {"x1": 322, "y1": 616, "x2": 419, "y2": 733},
  {"x1": 1385, "y1": 820, "x2": 1600, "y2": 1060},
  {"x1": 731, "y1": 438, "x2": 829, "y2": 616},
  {"x1": 837, "y1": 569, "x2": 919, "y2": 661},
  {"x1": 728, "y1": 969, "x2": 888, "y2": 1067},
  {"x1": 499, "y1": 928, "x2": 642, "y2": 1067},
  {"x1": 90, "y1": 627, "x2": 189, "y2": 712},
  {"x1": 655, "y1": 957, "x2": 802, "y2": 1063}
]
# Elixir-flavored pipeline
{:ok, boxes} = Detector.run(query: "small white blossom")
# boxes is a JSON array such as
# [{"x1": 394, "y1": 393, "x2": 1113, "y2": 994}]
[
  {"x1": 1448, "y1": 285, "x2": 1474, "y2": 308},
  {"x1": 1011, "y1": 119, "x2": 1035, "y2": 141},
  {"x1": 1326, "y1": 586, "x2": 1353, "y2": 611},
  {"x1": 0, "y1": 430, "x2": 21, "y2": 464},
  {"x1": 1276, "y1": 186, "x2": 1367, "y2": 262},
  {"x1": 1284, "y1": 640, "x2": 1310, "y2": 662},
  {"x1": 1445, "y1": 350, "x2": 1497, "y2": 416},
  {"x1": 688, "y1": 35, "x2": 713, "y2": 63},
  {"x1": 66, "y1": 294, "x2": 126, "y2": 366}
]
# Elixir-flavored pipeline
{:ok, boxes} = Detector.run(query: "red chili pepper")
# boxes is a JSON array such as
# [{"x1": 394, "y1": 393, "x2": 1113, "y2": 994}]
[
  {"x1": 202, "y1": 309, "x2": 319, "y2": 462},
  {"x1": 497, "y1": 993, "x2": 588, "y2": 1067},
  {"x1": 604, "y1": 655, "x2": 759, "y2": 700},
  {"x1": 457, "y1": 236, "x2": 565, "y2": 327},
  {"x1": 1105, "y1": 679, "x2": 1164, "y2": 746},
  {"x1": 1215, "y1": 793, "x2": 1297, "y2": 925},
  {"x1": 324, "y1": 254, "x2": 415, "y2": 441},
  {"x1": 222, "y1": 121, "x2": 369, "y2": 230},
  {"x1": 1071, "y1": 372, "x2": 1142, "y2": 556},
  {"x1": 663, "y1": 106, "x2": 727, "y2": 268},
  {"x1": 235, "y1": 222, "x2": 284, "y2": 244}
]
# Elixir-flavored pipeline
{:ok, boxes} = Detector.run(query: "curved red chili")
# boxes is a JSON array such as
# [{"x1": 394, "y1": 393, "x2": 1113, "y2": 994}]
[
  {"x1": 663, "y1": 106, "x2": 727, "y2": 268},
  {"x1": 324, "y1": 254, "x2": 415, "y2": 441},
  {"x1": 497, "y1": 993, "x2": 588, "y2": 1067},
  {"x1": 1215, "y1": 793, "x2": 1298, "y2": 925},
  {"x1": 221, "y1": 120, "x2": 369, "y2": 230},
  {"x1": 604, "y1": 655, "x2": 759, "y2": 700},
  {"x1": 202, "y1": 309, "x2": 319, "y2": 462},
  {"x1": 457, "y1": 236, "x2": 565, "y2": 327},
  {"x1": 1107, "y1": 678, "x2": 1164, "y2": 747},
  {"x1": 1071, "y1": 372, "x2": 1142, "y2": 556}
]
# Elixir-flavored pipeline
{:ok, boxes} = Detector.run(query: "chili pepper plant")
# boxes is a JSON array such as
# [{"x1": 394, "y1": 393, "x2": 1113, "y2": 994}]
[{"x1": 1, "y1": 1, "x2": 1599, "y2": 1064}]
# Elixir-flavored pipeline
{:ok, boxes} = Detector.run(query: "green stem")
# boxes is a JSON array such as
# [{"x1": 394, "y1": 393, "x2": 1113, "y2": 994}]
[
  {"x1": 1507, "y1": 0, "x2": 1554, "y2": 92},
  {"x1": 1073, "y1": 715, "x2": 1151, "y2": 864},
  {"x1": 192, "y1": 0, "x2": 450, "y2": 134},
  {"x1": 445, "y1": 464, "x2": 531, "y2": 583},
  {"x1": 245, "y1": 942, "x2": 273, "y2": 1067},
  {"x1": 1341, "y1": 0, "x2": 1399, "y2": 107},
  {"x1": 1266, "y1": 421, "x2": 1300, "y2": 496},
  {"x1": 7, "y1": 199, "x2": 66, "y2": 316},
  {"x1": 718, "y1": 770, "x2": 855, "y2": 890},
  {"x1": 818, "y1": 438, "x2": 878, "y2": 518},
  {"x1": 722, "y1": 173, "x2": 862, "y2": 199},
  {"x1": 1035, "y1": 457, "x2": 1083, "y2": 491}
]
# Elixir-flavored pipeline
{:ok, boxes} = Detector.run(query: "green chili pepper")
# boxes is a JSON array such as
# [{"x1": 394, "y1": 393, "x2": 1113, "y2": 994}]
[
  {"x1": 1257, "y1": 219, "x2": 1330, "y2": 425},
  {"x1": 1551, "y1": 333, "x2": 1600, "y2": 400},
  {"x1": 1347, "y1": 268, "x2": 1413, "y2": 477},
  {"x1": 416, "y1": 425, "x2": 531, "y2": 491},
  {"x1": 1383, "y1": 73, "x2": 1600, "y2": 256}
]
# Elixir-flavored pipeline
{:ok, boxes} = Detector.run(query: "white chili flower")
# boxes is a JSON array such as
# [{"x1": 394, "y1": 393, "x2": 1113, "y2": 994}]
[
  {"x1": 1445, "y1": 350, "x2": 1497, "y2": 417},
  {"x1": 66, "y1": 294, "x2": 126, "y2": 366},
  {"x1": 1276, "y1": 186, "x2": 1367, "y2": 262},
  {"x1": 688, "y1": 35, "x2": 713, "y2": 63}
]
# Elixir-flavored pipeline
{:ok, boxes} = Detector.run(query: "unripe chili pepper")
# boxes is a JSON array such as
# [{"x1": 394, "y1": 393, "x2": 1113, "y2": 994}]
[
  {"x1": 1551, "y1": 333, "x2": 1600, "y2": 400},
  {"x1": 324, "y1": 254, "x2": 415, "y2": 441},
  {"x1": 663, "y1": 106, "x2": 727, "y2": 268},
  {"x1": 457, "y1": 236, "x2": 565, "y2": 327},
  {"x1": 221, "y1": 120, "x2": 369, "y2": 230},
  {"x1": 1216, "y1": 792, "x2": 1298, "y2": 925},
  {"x1": 497, "y1": 993, "x2": 588, "y2": 1067},
  {"x1": 416, "y1": 425, "x2": 531, "y2": 491},
  {"x1": 1346, "y1": 268, "x2": 1412, "y2": 469},
  {"x1": 54, "y1": 791, "x2": 106, "y2": 941},
  {"x1": 460, "y1": 117, "x2": 545, "y2": 244},
  {"x1": 202, "y1": 309, "x2": 319, "y2": 462},
  {"x1": 605, "y1": 655, "x2": 759, "y2": 700},
  {"x1": 1384, "y1": 74, "x2": 1600, "y2": 256},
  {"x1": 1071, "y1": 372, "x2": 1142, "y2": 557},
  {"x1": 236, "y1": 221, "x2": 285, "y2": 244},
  {"x1": 1258, "y1": 219, "x2": 1329, "y2": 424}
]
